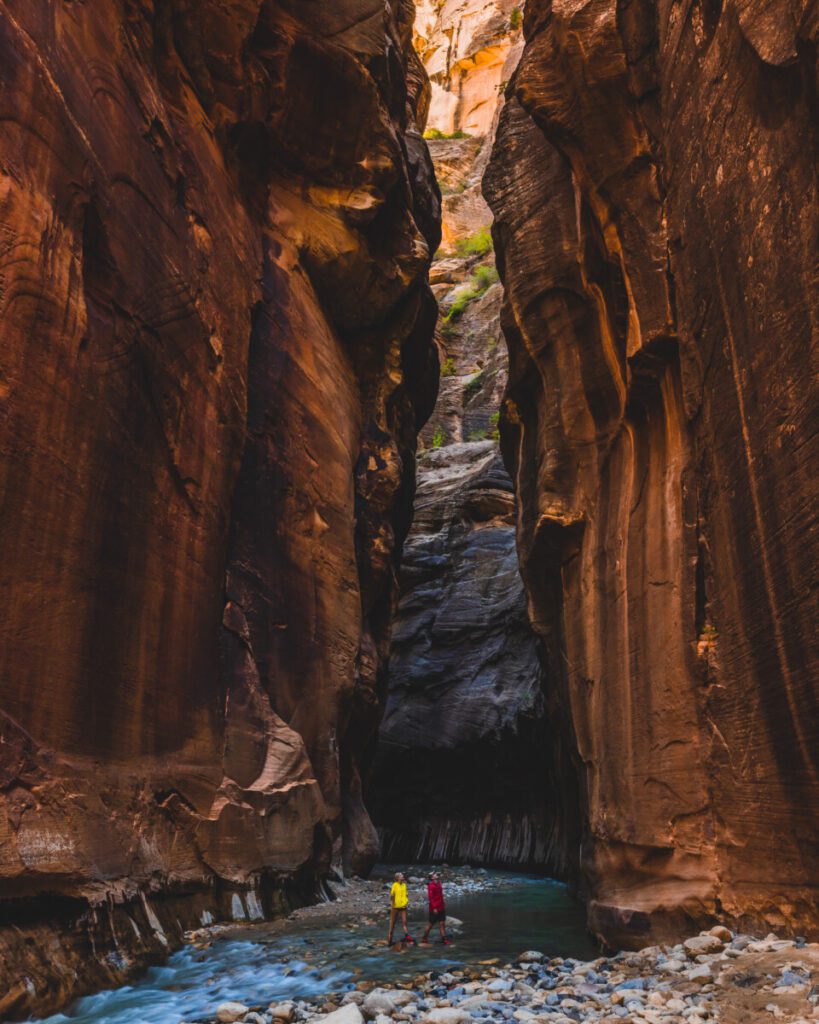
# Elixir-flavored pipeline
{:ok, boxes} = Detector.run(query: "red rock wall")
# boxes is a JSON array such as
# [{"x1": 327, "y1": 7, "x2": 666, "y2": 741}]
[
  {"x1": 0, "y1": 1, "x2": 439, "y2": 1016},
  {"x1": 485, "y1": 0, "x2": 818, "y2": 947}
]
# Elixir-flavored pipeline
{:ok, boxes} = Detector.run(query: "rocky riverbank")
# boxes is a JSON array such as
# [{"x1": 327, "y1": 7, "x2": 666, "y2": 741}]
[
  {"x1": 203, "y1": 935, "x2": 819, "y2": 1024},
  {"x1": 193, "y1": 878, "x2": 818, "y2": 1024}
]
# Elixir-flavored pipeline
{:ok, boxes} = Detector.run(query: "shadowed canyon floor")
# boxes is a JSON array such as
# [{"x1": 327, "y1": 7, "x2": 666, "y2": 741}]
[{"x1": 21, "y1": 870, "x2": 819, "y2": 1024}]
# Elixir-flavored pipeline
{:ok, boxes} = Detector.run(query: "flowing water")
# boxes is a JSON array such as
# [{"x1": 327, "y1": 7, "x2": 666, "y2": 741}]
[{"x1": 27, "y1": 871, "x2": 595, "y2": 1024}]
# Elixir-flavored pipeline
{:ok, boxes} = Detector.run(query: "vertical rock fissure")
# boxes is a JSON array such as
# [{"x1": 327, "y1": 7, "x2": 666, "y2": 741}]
[{"x1": 368, "y1": 1, "x2": 582, "y2": 878}]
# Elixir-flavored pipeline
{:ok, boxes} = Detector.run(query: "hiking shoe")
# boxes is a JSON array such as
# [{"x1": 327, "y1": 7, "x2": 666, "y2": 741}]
[{"x1": 441, "y1": 938, "x2": 450, "y2": 945}]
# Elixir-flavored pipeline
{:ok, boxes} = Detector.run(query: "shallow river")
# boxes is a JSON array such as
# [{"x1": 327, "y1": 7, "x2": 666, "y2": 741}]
[{"x1": 28, "y1": 870, "x2": 596, "y2": 1024}]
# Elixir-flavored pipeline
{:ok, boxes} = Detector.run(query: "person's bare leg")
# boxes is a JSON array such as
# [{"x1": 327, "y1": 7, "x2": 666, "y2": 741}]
[
  {"x1": 421, "y1": 922, "x2": 431, "y2": 944},
  {"x1": 439, "y1": 920, "x2": 447, "y2": 942},
  {"x1": 387, "y1": 907, "x2": 398, "y2": 945},
  {"x1": 401, "y1": 909, "x2": 408, "y2": 938}
]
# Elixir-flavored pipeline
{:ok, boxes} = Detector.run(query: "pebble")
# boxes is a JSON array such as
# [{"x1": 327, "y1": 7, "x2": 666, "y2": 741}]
[
  {"x1": 684, "y1": 935, "x2": 724, "y2": 957},
  {"x1": 362, "y1": 992, "x2": 397, "y2": 1018},
  {"x1": 424, "y1": 1010, "x2": 472, "y2": 1024},
  {"x1": 309, "y1": 1005, "x2": 365, "y2": 1024},
  {"x1": 270, "y1": 1003, "x2": 296, "y2": 1021},
  {"x1": 216, "y1": 1003, "x2": 249, "y2": 1023},
  {"x1": 459, "y1": 996, "x2": 491, "y2": 1010}
]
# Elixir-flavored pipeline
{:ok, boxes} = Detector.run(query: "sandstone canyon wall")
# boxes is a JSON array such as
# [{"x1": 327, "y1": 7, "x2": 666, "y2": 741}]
[
  {"x1": 0, "y1": 2, "x2": 439, "y2": 1016},
  {"x1": 485, "y1": 0, "x2": 818, "y2": 947},
  {"x1": 369, "y1": 2, "x2": 579, "y2": 874}
]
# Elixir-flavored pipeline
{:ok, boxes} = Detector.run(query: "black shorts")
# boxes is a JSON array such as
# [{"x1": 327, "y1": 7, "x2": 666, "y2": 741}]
[{"x1": 428, "y1": 910, "x2": 446, "y2": 924}]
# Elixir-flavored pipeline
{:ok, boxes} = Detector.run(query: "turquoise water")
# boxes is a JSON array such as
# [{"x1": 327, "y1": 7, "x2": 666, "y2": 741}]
[{"x1": 26, "y1": 872, "x2": 595, "y2": 1024}]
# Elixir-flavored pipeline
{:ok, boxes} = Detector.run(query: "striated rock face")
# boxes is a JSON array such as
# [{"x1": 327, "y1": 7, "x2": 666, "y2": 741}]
[
  {"x1": 414, "y1": 0, "x2": 524, "y2": 250},
  {"x1": 485, "y1": 1, "x2": 819, "y2": 947},
  {"x1": 370, "y1": 3, "x2": 577, "y2": 873},
  {"x1": 415, "y1": 0, "x2": 523, "y2": 136},
  {"x1": 0, "y1": 1, "x2": 439, "y2": 1016}
]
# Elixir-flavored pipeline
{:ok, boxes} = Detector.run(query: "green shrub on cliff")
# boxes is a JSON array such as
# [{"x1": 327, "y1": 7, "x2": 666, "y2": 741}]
[
  {"x1": 463, "y1": 371, "x2": 485, "y2": 398},
  {"x1": 424, "y1": 127, "x2": 470, "y2": 140},
  {"x1": 446, "y1": 288, "x2": 478, "y2": 322},
  {"x1": 444, "y1": 264, "x2": 500, "y2": 323},
  {"x1": 431, "y1": 424, "x2": 446, "y2": 448},
  {"x1": 440, "y1": 357, "x2": 457, "y2": 377},
  {"x1": 510, "y1": 7, "x2": 522, "y2": 30},
  {"x1": 455, "y1": 227, "x2": 493, "y2": 258},
  {"x1": 473, "y1": 264, "x2": 499, "y2": 290}
]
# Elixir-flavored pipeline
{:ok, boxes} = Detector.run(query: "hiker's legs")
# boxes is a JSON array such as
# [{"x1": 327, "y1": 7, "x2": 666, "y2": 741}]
[
  {"x1": 438, "y1": 919, "x2": 447, "y2": 940},
  {"x1": 401, "y1": 909, "x2": 408, "y2": 936},
  {"x1": 387, "y1": 907, "x2": 398, "y2": 943},
  {"x1": 421, "y1": 921, "x2": 432, "y2": 943}
]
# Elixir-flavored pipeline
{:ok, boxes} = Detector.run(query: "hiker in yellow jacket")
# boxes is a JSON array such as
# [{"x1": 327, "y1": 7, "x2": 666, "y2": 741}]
[{"x1": 387, "y1": 871, "x2": 414, "y2": 946}]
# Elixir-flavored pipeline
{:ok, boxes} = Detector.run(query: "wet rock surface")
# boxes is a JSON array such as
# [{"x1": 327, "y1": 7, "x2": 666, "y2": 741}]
[
  {"x1": 0, "y1": 1, "x2": 439, "y2": 1017},
  {"x1": 484, "y1": 0, "x2": 819, "y2": 945}
]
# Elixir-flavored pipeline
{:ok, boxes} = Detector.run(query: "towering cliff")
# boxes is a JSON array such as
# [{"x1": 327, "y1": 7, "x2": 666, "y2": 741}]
[
  {"x1": 0, "y1": 2, "x2": 439, "y2": 1016},
  {"x1": 369, "y1": 2, "x2": 578, "y2": 873},
  {"x1": 485, "y1": 1, "x2": 819, "y2": 947}
]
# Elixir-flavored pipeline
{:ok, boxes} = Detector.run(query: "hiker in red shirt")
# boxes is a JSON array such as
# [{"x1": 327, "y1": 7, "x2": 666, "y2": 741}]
[{"x1": 420, "y1": 871, "x2": 449, "y2": 945}]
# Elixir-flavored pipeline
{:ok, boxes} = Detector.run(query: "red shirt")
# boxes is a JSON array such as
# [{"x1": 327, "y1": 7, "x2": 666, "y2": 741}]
[{"x1": 427, "y1": 880, "x2": 445, "y2": 913}]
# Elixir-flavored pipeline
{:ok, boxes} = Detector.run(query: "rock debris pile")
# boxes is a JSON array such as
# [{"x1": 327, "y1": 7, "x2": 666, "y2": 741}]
[{"x1": 205, "y1": 929, "x2": 819, "y2": 1024}]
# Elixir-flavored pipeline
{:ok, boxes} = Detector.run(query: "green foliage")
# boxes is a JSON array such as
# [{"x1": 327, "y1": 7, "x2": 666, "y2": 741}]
[
  {"x1": 489, "y1": 411, "x2": 500, "y2": 426},
  {"x1": 424, "y1": 127, "x2": 470, "y2": 140},
  {"x1": 468, "y1": 429, "x2": 487, "y2": 441},
  {"x1": 473, "y1": 264, "x2": 499, "y2": 290},
  {"x1": 489, "y1": 410, "x2": 500, "y2": 440},
  {"x1": 510, "y1": 7, "x2": 522, "y2": 30},
  {"x1": 431, "y1": 424, "x2": 446, "y2": 449},
  {"x1": 454, "y1": 227, "x2": 494, "y2": 259},
  {"x1": 446, "y1": 287, "x2": 478, "y2": 322},
  {"x1": 440, "y1": 357, "x2": 457, "y2": 377},
  {"x1": 463, "y1": 371, "x2": 485, "y2": 398},
  {"x1": 444, "y1": 262, "x2": 500, "y2": 323}
]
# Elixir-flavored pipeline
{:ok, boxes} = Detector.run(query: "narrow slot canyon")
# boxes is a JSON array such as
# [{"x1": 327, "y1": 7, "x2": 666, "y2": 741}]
[
  {"x1": 367, "y1": 2, "x2": 576, "y2": 877},
  {"x1": 0, "y1": 2, "x2": 816, "y2": 1024}
]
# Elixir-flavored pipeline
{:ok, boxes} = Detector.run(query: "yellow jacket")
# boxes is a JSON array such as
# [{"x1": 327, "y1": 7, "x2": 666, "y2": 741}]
[{"x1": 390, "y1": 881, "x2": 408, "y2": 909}]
